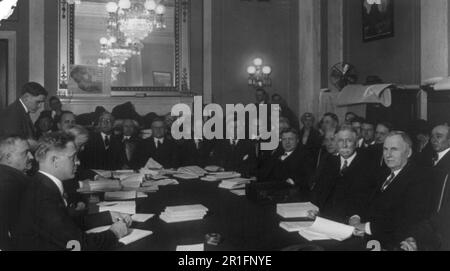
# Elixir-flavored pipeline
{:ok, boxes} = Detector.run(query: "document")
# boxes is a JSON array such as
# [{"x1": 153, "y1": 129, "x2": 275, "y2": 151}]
[
  {"x1": 230, "y1": 189, "x2": 246, "y2": 196},
  {"x1": 160, "y1": 205, "x2": 208, "y2": 223},
  {"x1": 104, "y1": 191, "x2": 138, "y2": 201},
  {"x1": 279, "y1": 221, "x2": 314, "y2": 232},
  {"x1": 78, "y1": 179, "x2": 122, "y2": 192},
  {"x1": 98, "y1": 201, "x2": 136, "y2": 214},
  {"x1": 204, "y1": 165, "x2": 222, "y2": 172},
  {"x1": 298, "y1": 217, "x2": 355, "y2": 241},
  {"x1": 178, "y1": 166, "x2": 208, "y2": 176},
  {"x1": 218, "y1": 178, "x2": 252, "y2": 190},
  {"x1": 120, "y1": 174, "x2": 144, "y2": 188},
  {"x1": 176, "y1": 244, "x2": 204, "y2": 251},
  {"x1": 145, "y1": 158, "x2": 163, "y2": 170},
  {"x1": 276, "y1": 202, "x2": 319, "y2": 219},
  {"x1": 86, "y1": 226, "x2": 152, "y2": 245},
  {"x1": 132, "y1": 214, "x2": 155, "y2": 223},
  {"x1": 92, "y1": 170, "x2": 112, "y2": 178},
  {"x1": 173, "y1": 173, "x2": 200, "y2": 180}
]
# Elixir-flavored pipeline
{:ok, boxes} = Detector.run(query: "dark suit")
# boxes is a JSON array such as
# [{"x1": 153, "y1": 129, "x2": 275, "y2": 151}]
[
  {"x1": 140, "y1": 137, "x2": 180, "y2": 169},
  {"x1": 13, "y1": 172, "x2": 118, "y2": 251},
  {"x1": 365, "y1": 143, "x2": 390, "y2": 175},
  {"x1": 118, "y1": 136, "x2": 145, "y2": 170},
  {"x1": 312, "y1": 152, "x2": 378, "y2": 222},
  {"x1": 257, "y1": 146, "x2": 313, "y2": 198},
  {"x1": 179, "y1": 139, "x2": 214, "y2": 167},
  {"x1": 0, "y1": 165, "x2": 30, "y2": 250},
  {"x1": 211, "y1": 140, "x2": 257, "y2": 177},
  {"x1": 434, "y1": 150, "x2": 450, "y2": 174},
  {"x1": 0, "y1": 100, "x2": 36, "y2": 139},
  {"x1": 78, "y1": 132, "x2": 123, "y2": 170},
  {"x1": 360, "y1": 164, "x2": 434, "y2": 249},
  {"x1": 39, "y1": 110, "x2": 62, "y2": 131}
]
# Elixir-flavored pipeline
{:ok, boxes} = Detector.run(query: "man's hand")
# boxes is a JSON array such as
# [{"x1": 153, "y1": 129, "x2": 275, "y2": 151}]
[
  {"x1": 110, "y1": 212, "x2": 132, "y2": 227},
  {"x1": 74, "y1": 202, "x2": 86, "y2": 211},
  {"x1": 109, "y1": 221, "x2": 130, "y2": 239},
  {"x1": 307, "y1": 210, "x2": 319, "y2": 220},
  {"x1": 400, "y1": 237, "x2": 418, "y2": 251},
  {"x1": 348, "y1": 215, "x2": 361, "y2": 227},
  {"x1": 352, "y1": 223, "x2": 366, "y2": 237}
]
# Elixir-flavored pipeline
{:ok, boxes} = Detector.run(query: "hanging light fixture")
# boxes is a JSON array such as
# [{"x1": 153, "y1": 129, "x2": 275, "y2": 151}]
[
  {"x1": 247, "y1": 58, "x2": 272, "y2": 88},
  {"x1": 0, "y1": 0, "x2": 18, "y2": 26},
  {"x1": 105, "y1": 0, "x2": 166, "y2": 43}
]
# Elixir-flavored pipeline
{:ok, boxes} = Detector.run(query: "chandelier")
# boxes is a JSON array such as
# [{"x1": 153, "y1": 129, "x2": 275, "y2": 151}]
[
  {"x1": 247, "y1": 58, "x2": 272, "y2": 88},
  {"x1": 0, "y1": 0, "x2": 18, "y2": 25},
  {"x1": 106, "y1": 0, "x2": 166, "y2": 43}
]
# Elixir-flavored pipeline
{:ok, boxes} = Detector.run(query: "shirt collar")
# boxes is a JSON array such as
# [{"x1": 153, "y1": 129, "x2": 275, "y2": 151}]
[
  {"x1": 39, "y1": 170, "x2": 64, "y2": 197},
  {"x1": 340, "y1": 152, "x2": 357, "y2": 167},
  {"x1": 154, "y1": 137, "x2": 164, "y2": 143},
  {"x1": 437, "y1": 148, "x2": 450, "y2": 163},
  {"x1": 101, "y1": 132, "x2": 110, "y2": 140},
  {"x1": 19, "y1": 98, "x2": 29, "y2": 114}
]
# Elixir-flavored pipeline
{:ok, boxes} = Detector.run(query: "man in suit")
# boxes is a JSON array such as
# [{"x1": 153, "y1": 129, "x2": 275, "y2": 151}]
[
  {"x1": 40, "y1": 96, "x2": 64, "y2": 131},
  {"x1": 351, "y1": 117, "x2": 364, "y2": 148},
  {"x1": 365, "y1": 122, "x2": 392, "y2": 173},
  {"x1": 179, "y1": 137, "x2": 214, "y2": 168},
  {"x1": 361, "y1": 120, "x2": 376, "y2": 149},
  {"x1": 299, "y1": 113, "x2": 322, "y2": 156},
  {"x1": 141, "y1": 118, "x2": 179, "y2": 169},
  {"x1": 0, "y1": 137, "x2": 34, "y2": 250},
  {"x1": 0, "y1": 82, "x2": 48, "y2": 140},
  {"x1": 429, "y1": 124, "x2": 450, "y2": 172},
  {"x1": 57, "y1": 111, "x2": 77, "y2": 133},
  {"x1": 13, "y1": 132, "x2": 131, "y2": 251},
  {"x1": 311, "y1": 130, "x2": 339, "y2": 190},
  {"x1": 258, "y1": 129, "x2": 313, "y2": 198},
  {"x1": 119, "y1": 119, "x2": 144, "y2": 170},
  {"x1": 349, "y1": 131, "x2": 434, "y2": 250},
  {"x1": 78, "y1": 112, "x2": 122, "y2": 170},
  {"x1": 318, "y1": 113, "x2": 339, "y2": 136},
  {"x1": 311, "y1": 126, "x2": 378, "y2": 222}
]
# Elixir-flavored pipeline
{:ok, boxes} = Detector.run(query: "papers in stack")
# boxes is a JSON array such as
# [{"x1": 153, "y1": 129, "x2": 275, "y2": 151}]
[
  {"x1": 178, "y1": 166, "x2": 208, "y2": 176},
  {"x1": 218, "y1": 178, "x2": 252, "y2": 190},
  {"x1": 104, "y1": 191, "x2": 144, "y2": 201},
  {"x1": 279, "y1": 221, "x2": 315, "y2": 232},
  {"x1": 98, "y1": 201, "x2": 136, "y2": 214},
  {"x1": 160, "y1": 205, "x2": 208, "y2": 223},
  {"x1": 276, "y1": 202, "x2": 319, "y2": 219},
  {"x1": 112, "y1": 170, "x2": 136, "y2": 180},
  {"x1": 86, "y1": 226, "x2": 152, "y2": 245},
  {"x1": 120, "y1": 174, "x2": 144, "y2": 188},
  {"x1": 210, "y1": 172, "x2": 242, "y2": 179},
  {"x1": 78, "y1": 180, "x2": 122, "y2": 192},
  {"x1": 145, "y1": 158, "x2": 163, "y2": 170},
  {"x1": 176, "y1": 244, "x2": 204, "y2": 251},
  {"x1": 205, "y1": 165, "x2": 222, "y2": 172},
  {"x1": 132, "y1": 214, "x2": 155, "y2": 223},
  {"x1": 92, "y1": 170, "x2": 112, "y2": 178},
  {"x1": 142, "y1": 179, "x2": 179, "y2": 187},
  {"x1": 173, "y1": 173, "x2": 200, "y2": 180},
  {"x1": 298, "y1": 217, "x2": 355, "y2": 241}
]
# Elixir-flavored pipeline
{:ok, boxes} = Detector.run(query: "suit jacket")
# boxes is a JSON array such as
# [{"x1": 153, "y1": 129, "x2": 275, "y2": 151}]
[
  {"x1": 140, "y1": 137, "x2": 180, "y2": 169},
  {"x1": 299, "y1": 128, "x2": 322, "y2": 151},
  {"x1": 257, "y1": 146, "x2": 314, "y2": 198},
  {"x1": 13, "y1": 173, "x2": 118, "y2": 251},
  {"x1": 179, "y1": 139, "x2": 214, "y2": 167},
  {"x1": 435, "y1": 150, "x2": 450, "y2": 175},
  {"x1": 0, "y1": 165, "x2": 30, "y2": 250},
  {"x1": 39, "y1": 110, "x2": 62, "y2": 131},
  {"x1": 78, "y1": 132, "x2": 123, "y2": 170},
  {"x1": 211, "y1": 140, "x2": 257, "y2": 178},
  {"x1": 0, "y1": 100, "x2": 35, "y2": 139},
  {"x1": 118, "y1": 135, "x2": 145, "y2": 170},
  {"x1": 365, "y1": 143, "x2": 390, "y2": 175},
  {"x1": 312, "y1": 151, "x2": 379, "y2": 222},
  {"x1": 361, "y1": 164, "x2": 434, "y2": 249}
]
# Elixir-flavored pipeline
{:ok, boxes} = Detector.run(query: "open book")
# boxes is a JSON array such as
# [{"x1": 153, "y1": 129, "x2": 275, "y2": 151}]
[{"x1": 86, "y1": 226, "x2": 152, "y2": 245}]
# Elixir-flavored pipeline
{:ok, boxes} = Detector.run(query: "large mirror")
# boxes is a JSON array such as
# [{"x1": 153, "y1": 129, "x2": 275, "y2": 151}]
[{"x1": 58, "y1": 0, "x2": 190, "y2": 96}]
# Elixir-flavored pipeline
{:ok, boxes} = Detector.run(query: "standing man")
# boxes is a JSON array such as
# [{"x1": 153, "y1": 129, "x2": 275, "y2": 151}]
[
  {"x1": 40, "y1": 96, "x2": 64, "y2": 131},
  {"x1": 0, "y1": 82, "x2": 48, "y2": 139},
  {"x1": 0, "y1": 137, "x2": 34, "y2": 250},
  {"x1": 13, "y1": 132, "x2": 131, "y2": 251}
]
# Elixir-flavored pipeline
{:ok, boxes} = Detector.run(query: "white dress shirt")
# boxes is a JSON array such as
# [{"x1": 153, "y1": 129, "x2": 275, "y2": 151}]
[
  {"x1": 436, "y1": 148, "x2": 450, "y2": 165},
  {"x1": 154, "y1": 137, "x2": 164, "y2": 147},
  {"x1": 39, "y1": 170, "x2": 67, "y2": 207}
]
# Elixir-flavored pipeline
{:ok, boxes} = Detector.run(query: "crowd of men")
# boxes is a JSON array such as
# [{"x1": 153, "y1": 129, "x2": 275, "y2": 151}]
[{"x1": 0, "y1": 82, "x2": 449, "y2": 251}]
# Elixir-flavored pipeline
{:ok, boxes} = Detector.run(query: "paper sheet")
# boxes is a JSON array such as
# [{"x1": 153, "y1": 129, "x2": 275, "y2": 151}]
[
  {"x1": 176, "y1": 244, "x2": 204, "y2": 251},
  {"x1": 98, "y1": 201, "x2": 136, "y2": 214},
  {"x1": 298, "y1": 228, "x2": 330, "y2": 241},
  {"x1": 104, "y1": 191, "x2": 138, "y2": 201},
  {"x1": 276, "y1": 202, "x2": 319, "y2": 219},
  {"x1": 303, "y1": 217, "x2": 355, "y2": 241},
  {"x1": 279, "y1": 221, "x2": 314, "y2": 232},
  {"x1": 145, "y1": 158, "x2": 163, "y2": 170},
  {"x1": 230, "y1": 189, "x2": 246, "y2": 196},
  {"x1": 132, "y1": 214, "x2": 155, "y2": 223},
  {"x1": 86, "y1": 227, "x2": 152, "y2": 245}
]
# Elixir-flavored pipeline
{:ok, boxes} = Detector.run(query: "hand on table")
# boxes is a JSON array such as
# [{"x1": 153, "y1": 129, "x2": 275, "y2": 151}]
[
  {"x1": 110, "y1": 212, "x2": 133, "y2": 227},
  {"x1": 400, "y1": 237, "x2": 418, "y2": 251},
  {"x1": 109, "y1": 221, "x2": 130, "y2": 239}
]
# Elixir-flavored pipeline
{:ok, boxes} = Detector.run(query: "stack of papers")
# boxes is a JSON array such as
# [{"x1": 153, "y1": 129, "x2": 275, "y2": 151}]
[
  {"x1": 298, "y1": 217, "x2": 355, "y2": 241},
  {"x1": 98, "y1": 201, "x2": 136, "y2": 214},
  {"x1": 279, "y1": 221, "x2": 315, "y2": 232},
  {"x1": 142, "y1": 179, "x2": 179, "y2": 187},
  {"x1": 160, "y1": 205, "x2": 208, "y2": 223},
  {"x1": 132, "y1": 214, "x2": 155, "y2": 223},
  {"x1": 205, "y1": 165, "x2": 222, "y2": 172},
  {"x1": 173, "y1": 173, "x2": 200, "y2": 180},
  {"x1": 276, "y1": 202, "x2": 319, "y2": 219},
  {"x1": 120, "y1": 174, "x2": 144, "y2": 188},
  {"x1": 78, "y1": 180, "x2": 122, "y2": 192},
  {"x1": 112, "y1": 170, "x2": 136, "y2": 180},
  {"x1": 145, "y1": 158, "x2": 163, "y2": 170},
  {"x1": 218, "y1": 178, "x2": 252, "y2": 190},
  {"x1": 92, "y1": 170, "x2": 112, "y2": 178},
  {"x1": 210, "y1": 172, "x2": 242, "y2": 179},
  {"x1": 176, "y1": 244, "x2": 204, "y2": 251},
  {"x1": 86, "y1": 226, "x2": 153, "y2": 245},
  {"x1": 178, "y1": 166, "x2": 208, "y2": 176},
  {"x1": 104, "y1": 191, "x2": 147, "y2": 201}
]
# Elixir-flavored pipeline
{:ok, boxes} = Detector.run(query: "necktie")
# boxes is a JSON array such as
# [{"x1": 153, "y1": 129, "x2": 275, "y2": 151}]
[
  {"x1": 104, "y1": 135, "x2": 110, "y2": 149},
  {"x1": 432, "y1": 153, "x2": 439, "y2": 166},
  {"x1": 280, "y1": 152, "x2": 289, "y2": 161},
  {"x1": 340, "y1": 160, "x2": 348, "y2": 175},
  {"x1": 381, "y1": 173, "x2": 396, "y2": 192}
]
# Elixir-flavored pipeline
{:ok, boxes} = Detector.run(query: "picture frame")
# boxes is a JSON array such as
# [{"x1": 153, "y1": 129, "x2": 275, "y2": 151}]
[
  {"x1": 362, "y1": 0, "x2": 394, "y2": 42},
  {"x1": 153, "y1": 71, "x2": 173, "y2": 87},
  {"x1": 68, "y1": 64, "x2": 111, "y2": 97}
]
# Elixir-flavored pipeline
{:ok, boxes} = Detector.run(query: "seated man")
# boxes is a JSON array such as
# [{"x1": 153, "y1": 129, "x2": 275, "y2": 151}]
[
  {"x1": 141, "y1": 118, "x2": 179, "y2": 169},
  {"x1": 13, "y1": 132, "x2": 131, "y2": 251},
  {"x1": 258, "y1": 129, "x2": 313, "y2": 198},
  {"x1": 78, "y1": 112, "x2": 122, "y2": 170},
  {"x1": 311, "y1": 126, "x2": 378, "y2": 222},
  {"x1": 349, "y1": 132, "x2": 434, "y2": 250},
  {"x1": 119, "y1": 119, "x2": 144, "y2": 170},
  {"x1": 57, "y1": 111, "x2": 77, "y2": 133},
  {"x1": 0, "y1": 137, "x2": 34, "y2": 250},
  {"x1": 179, "y1": 134, "x2": 215, "y2": 168},
  {"x1": 310, "y1": 130, "x2": 339, "y2": 190},
  {"x1": 360, "y1": 120, "x2": 376, "y2": 149}
]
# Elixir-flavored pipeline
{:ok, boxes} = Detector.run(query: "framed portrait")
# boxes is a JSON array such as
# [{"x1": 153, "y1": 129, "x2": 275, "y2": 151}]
[
  {"x1": 362, "y1": 0, "x2": 394, "y2": 42},
  {"x1": 68, "y1": 65, "x2": 111, "y2": 97},
  {"x1": 153, "y1": 71, "x2": 173, "y2": 87}
]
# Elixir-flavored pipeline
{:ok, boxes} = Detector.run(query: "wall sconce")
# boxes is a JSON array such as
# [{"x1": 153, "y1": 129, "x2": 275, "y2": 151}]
[{"x1": 247, "y1": 58, "x2": 272, "y2": 88}]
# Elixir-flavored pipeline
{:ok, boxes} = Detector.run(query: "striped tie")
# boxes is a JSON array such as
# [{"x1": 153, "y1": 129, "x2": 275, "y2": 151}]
[{"x1": 381, "y1": 173, "x2": 396, "y2": 192}]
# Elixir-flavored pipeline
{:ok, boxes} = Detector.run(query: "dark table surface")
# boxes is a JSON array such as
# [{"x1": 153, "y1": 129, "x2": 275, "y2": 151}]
[{"x1": 114, "y1": 179, "x2": 314, "y2": 251}]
